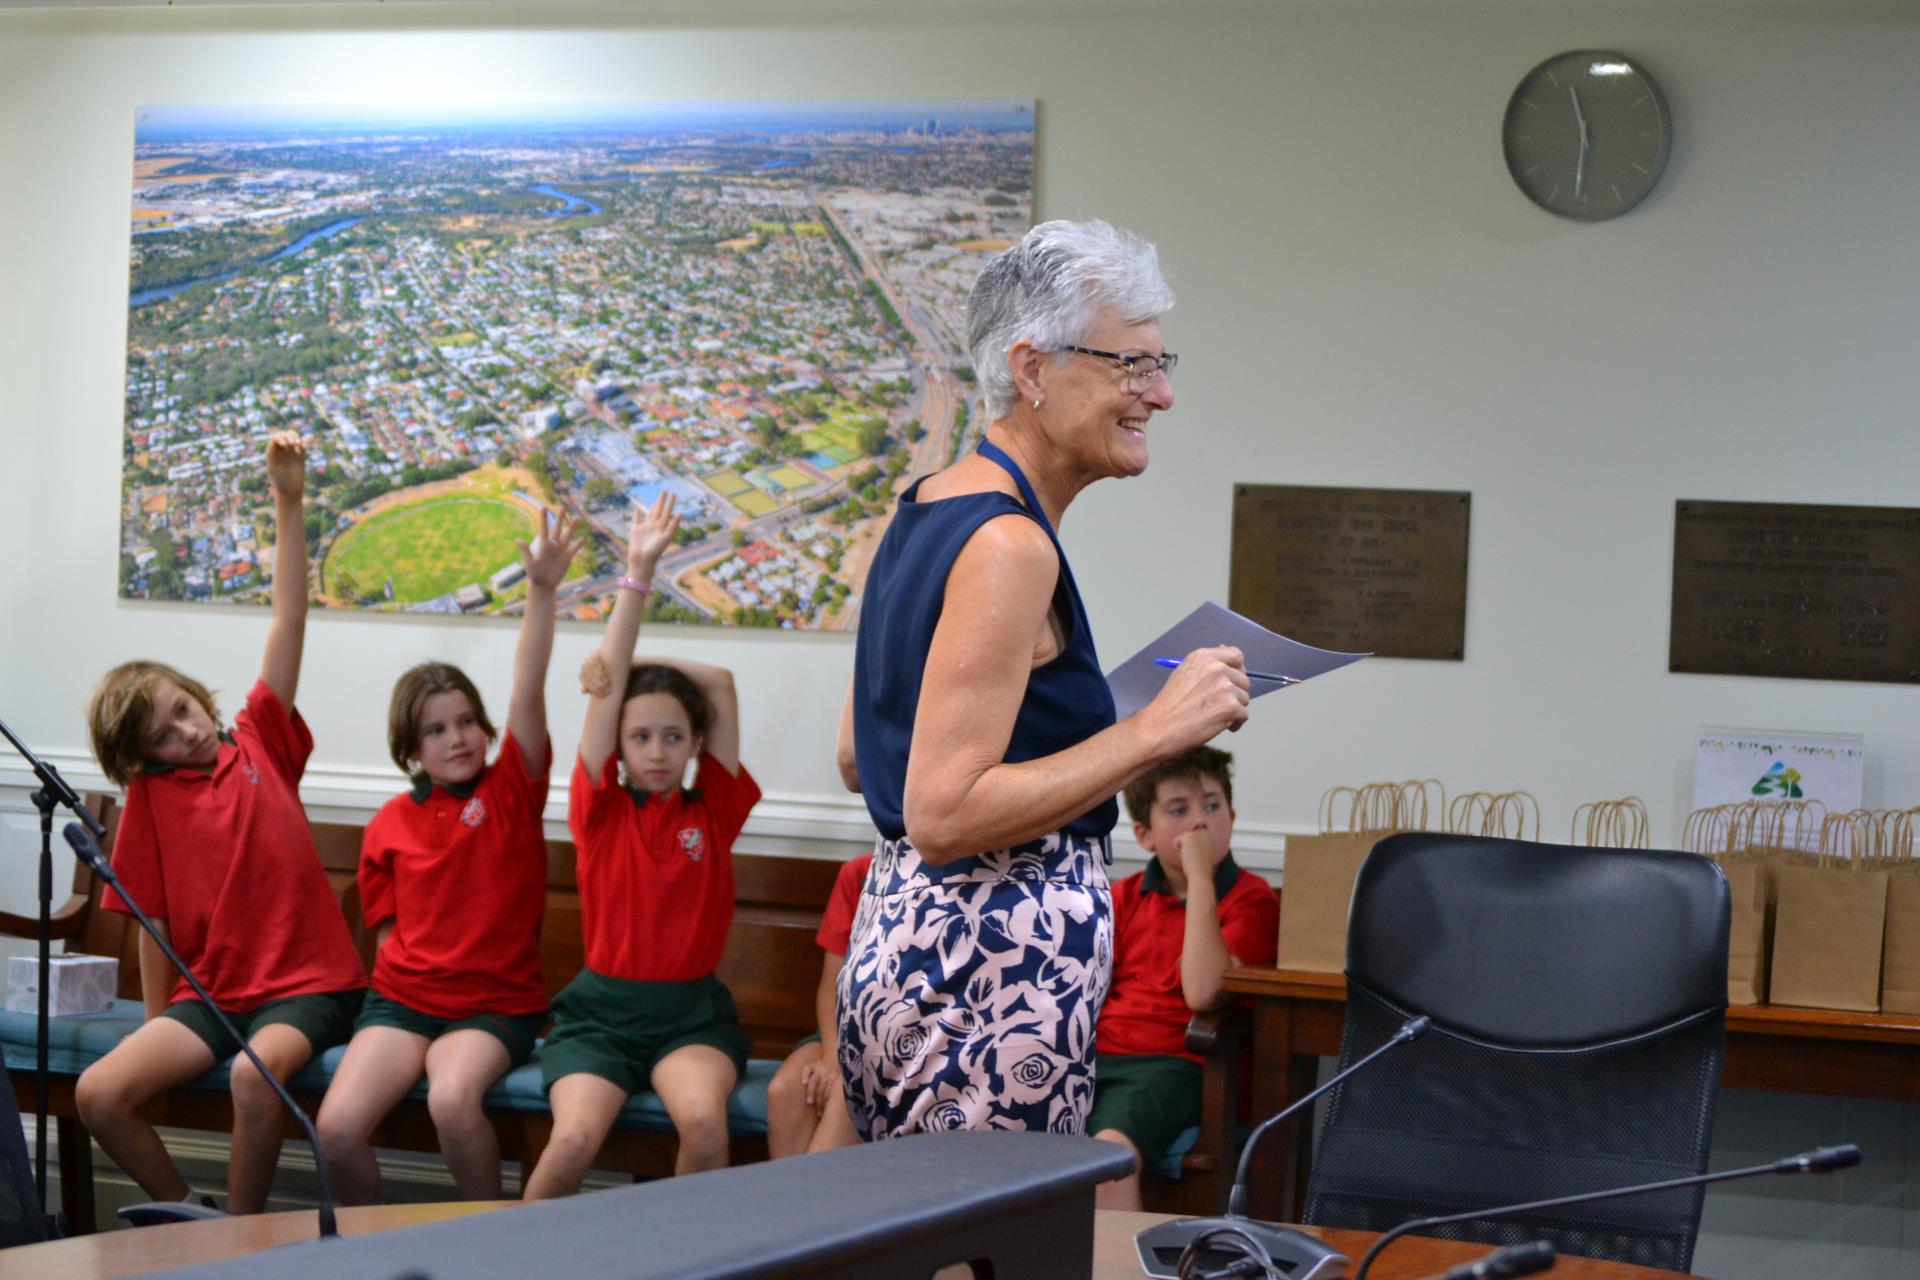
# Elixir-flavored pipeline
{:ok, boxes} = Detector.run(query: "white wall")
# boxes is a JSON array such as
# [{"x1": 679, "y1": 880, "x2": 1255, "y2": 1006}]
[{"x1": 1, "y1": 3, "x2": 1916, "y2": 1273}]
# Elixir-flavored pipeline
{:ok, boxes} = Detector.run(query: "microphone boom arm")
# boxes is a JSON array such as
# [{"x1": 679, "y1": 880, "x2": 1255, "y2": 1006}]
[
  {"x1": 63, "y1": 823, "x2": 340, "y2": 1238},
  {"x1": 1353, "y1": 1144, "x2": 1862, "y2": 1280}
]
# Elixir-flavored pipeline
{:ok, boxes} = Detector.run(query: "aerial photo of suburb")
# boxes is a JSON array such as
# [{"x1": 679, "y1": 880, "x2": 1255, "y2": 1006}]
[{"x1": 120, "y1": 101, "x2": 1034, "y2": 629}]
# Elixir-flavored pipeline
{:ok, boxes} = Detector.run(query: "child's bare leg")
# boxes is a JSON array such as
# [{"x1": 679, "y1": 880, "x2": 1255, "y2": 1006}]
[
  {"x1": 651, "y1": 1045, "x2": 738, "y2": 1176},
  {"x1": 226, "y1": 1023, "x2": 316, "y2": 1214},
  {"x1": 1092, "y1": 1128, "x2": 1144, "y2": 1210},
  {"x1": 765, "y1": 1043, "x2": 821, "y2": 1159},
  {"x1": 423, "y1": 1029, "x2": 511, "y2": 1200},
  {"x1": 316, "y1": 1026, "x2": 429, "y2": 1205},
  {"x1": 75, "y1": 1018, "x2": 216, "y2": 1201},
  {"x1": 523, "y1": 1073, "x2": 627, "y2": 1200},
  {"x1": 806, "y1": 1075, "x2": 861, "y2": 1154}
]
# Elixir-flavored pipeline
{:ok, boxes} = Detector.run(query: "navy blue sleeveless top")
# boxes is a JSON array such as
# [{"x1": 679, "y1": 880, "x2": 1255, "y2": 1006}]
[{"x1": 852, "y1": 441, "x2": 1119, "y2": 843}]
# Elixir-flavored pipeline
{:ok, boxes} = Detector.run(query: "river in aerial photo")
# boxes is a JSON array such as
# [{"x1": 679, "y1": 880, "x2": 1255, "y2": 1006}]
[{"x1": 130, "y1": 216, "x2": 364, "y2": 306}]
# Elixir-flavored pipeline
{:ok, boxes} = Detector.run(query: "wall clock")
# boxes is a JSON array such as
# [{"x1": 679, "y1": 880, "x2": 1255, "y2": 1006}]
[{"x1": 1503, "y1": 51, "x2": 1671, "y2": 220}]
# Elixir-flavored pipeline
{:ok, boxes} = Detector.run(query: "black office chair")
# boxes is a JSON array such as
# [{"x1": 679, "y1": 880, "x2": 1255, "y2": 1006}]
[
  {"x1": 1, "y1": 1071, "x2": 50, "y2": 1247},
  {"x1": 1303, "y1": 833, "x2": 1729, "y2": 1273}
]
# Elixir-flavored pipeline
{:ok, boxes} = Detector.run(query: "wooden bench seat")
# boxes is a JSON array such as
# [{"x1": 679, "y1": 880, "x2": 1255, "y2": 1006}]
[{"x1": 2, "y1": 795, "x2": 1240, "y2": 1233}]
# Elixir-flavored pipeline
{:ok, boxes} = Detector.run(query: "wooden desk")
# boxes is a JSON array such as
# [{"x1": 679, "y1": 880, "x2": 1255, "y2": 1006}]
[
  {"x1": 1221, "y1": 966, "x2": 1920, "y2": 1221},
  {"x1": 0, "y1": 1201, "x2": 516, "y2": 1279},
  {"x1": 0, "y1": 1204, "x2": 1694, "y2": 1279}
]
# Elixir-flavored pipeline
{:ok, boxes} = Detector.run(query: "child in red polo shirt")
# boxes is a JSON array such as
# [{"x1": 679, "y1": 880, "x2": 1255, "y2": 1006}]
[
  {"x1": 314, "y1": 509, "x2": 584, "y2": 1204},
  {"x1": 1091, "y1": 746, "x2": 1279, "y2": 1211},
  {"x1": 76, "y1": 432, "x2": 368, "y2": 1215},
  {"x1": 521, "y1": 492, "x2": 762, "y2": 1199},
  {"x1": 765, "y1": 852, "x2": 871, "y2": 1158}
]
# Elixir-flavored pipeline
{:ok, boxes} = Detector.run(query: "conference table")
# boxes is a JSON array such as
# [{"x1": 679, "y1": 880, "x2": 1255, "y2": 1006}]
[
  {"x1": 1223, "y1": 966, "x2": 1920, "y2": 1221},
  {"x1": 0, "y1": 1203, "x2": 1697, "y2": 1278}
]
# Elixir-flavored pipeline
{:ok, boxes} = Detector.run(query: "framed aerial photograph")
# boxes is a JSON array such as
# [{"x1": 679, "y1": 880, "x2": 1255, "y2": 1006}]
[{"x1": 121, "y1": 101, "x2": 1034, "y2": 628}]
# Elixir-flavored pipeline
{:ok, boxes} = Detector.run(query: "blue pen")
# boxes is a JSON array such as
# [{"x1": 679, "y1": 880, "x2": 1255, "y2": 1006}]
[{"x1": 1155, "y1": 657, "x2": 1301, "y2": 686}]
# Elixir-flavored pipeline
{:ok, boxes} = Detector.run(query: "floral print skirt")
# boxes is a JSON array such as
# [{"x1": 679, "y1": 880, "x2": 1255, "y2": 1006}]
[{"x1": 836, "y1": 830, "x2": 1113, "y2": 1139}]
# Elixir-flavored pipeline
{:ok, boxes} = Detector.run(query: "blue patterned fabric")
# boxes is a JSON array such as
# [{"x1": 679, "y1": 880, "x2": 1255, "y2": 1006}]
[{"x1": 837, "y1": 830, "x2": 1113, "y2": 1139}]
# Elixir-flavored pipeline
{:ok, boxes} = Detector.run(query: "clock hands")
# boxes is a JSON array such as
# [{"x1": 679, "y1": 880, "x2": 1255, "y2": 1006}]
[{"x1": 1569, "y1": 85, "x2": 1590, "y2": 200}]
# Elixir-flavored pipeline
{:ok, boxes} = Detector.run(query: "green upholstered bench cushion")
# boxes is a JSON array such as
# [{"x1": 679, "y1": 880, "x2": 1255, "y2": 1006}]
[
  {"x1": 2, "y1": 1000, "x2": 1179, "y2": 1164},
  {"x1": 0, "y1": 1000, "x2": 146, "y2": 1076},
  {"x1": 0, "y1": 999, "x2": 774, "y2": 1136}
]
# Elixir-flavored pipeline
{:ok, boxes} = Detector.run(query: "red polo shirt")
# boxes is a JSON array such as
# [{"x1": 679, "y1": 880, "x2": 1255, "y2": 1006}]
[
  {"x1": 567, "y1": 749, "x2": 761, "y2": 982},
  {"x1": 359, "y1": 731, "x2": 551, "y2": 1019},
  {"x1": 103, "y1": 680, "x2": 368, "y2": 1010},
  {"x1": 814, "y1": 854, "x2": 872, "y2": 956},
  {"x1": 1096, "y1": 854, "x2": 1279, "y2": 1063}
]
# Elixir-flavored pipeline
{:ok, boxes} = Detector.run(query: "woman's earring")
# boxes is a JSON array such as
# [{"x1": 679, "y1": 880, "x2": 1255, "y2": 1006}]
[{"x1": 1033, "y1": 398, "x2": 1042, "y2": 410}]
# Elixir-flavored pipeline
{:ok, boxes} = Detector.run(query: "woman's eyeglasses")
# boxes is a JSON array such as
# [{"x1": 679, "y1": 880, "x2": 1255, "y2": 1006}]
[{"x1": 1061, "y1": 345, "x2": 1178, "y2": 392}]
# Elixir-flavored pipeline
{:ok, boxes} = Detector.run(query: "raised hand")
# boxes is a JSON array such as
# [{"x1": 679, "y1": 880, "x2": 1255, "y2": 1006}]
[
  {"x1": 1141, "y1": 645, "x2": 1250, "y2": 750},
  {"x1": 264, "y1": 430, "x2": 307, "y2": 501},
  {"x1": 519, "y1": 507, "x2": 584, "y2": 591},
  {"x1": 626, "y1": 491, "x2": 681, "y2": 575}
]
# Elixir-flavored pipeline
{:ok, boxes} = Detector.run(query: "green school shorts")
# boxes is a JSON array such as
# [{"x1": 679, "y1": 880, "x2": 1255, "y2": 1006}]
[
  {"x1": 354, "y1": 991, "x2": 546, "y2": 1069},
  {"x1": 164, "y1": 989, "x2": 365, "y2": 1063},
  {"x1": 1087, "y1": 1052, "x2": 1204, "y2": 1171},
  {"x1": 538, "y1": 969, "x2": 751, "y2": 1097}
]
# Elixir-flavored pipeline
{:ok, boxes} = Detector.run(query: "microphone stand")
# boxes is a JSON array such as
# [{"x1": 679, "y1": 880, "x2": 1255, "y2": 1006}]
[
  {"x1": 63, "y1": 822, "x2": 341, "y2": 1239},
  {"x1": 0, "y1": 714, "x2": 108, "y2": 1237},
  {"x1": 1352, "y1": 1143, "x2": 1863, "y2": 1280},
  {"x1": 1133, "y1": 1015, "x2": 1430, "y2": 1280}
]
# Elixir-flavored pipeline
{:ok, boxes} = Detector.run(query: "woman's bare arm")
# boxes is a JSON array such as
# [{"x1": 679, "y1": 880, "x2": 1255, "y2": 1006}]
[
  {"x1": 835, "y1": 678, "x2": 861, "y2": 793},
  {"x1": 902, "y1": 515, "x2": 1249, "y2": 864}
]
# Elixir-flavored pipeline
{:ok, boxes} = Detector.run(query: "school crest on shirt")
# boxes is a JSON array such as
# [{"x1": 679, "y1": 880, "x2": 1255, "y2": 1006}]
[
  {"x1": 240, "y1": 760, "x2": 261, "y2": 786},
  {"x1": 678, "y1": 827, "x2": 705, "y2": 862},
  {"x1": 460, "y1": 797, "x2": 487, "y2": 828}
]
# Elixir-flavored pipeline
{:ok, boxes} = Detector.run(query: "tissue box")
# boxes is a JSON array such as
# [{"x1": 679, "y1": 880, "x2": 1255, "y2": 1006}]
[{"x1": 5, "y1": 955, "x2": 119, "y2": 1017}]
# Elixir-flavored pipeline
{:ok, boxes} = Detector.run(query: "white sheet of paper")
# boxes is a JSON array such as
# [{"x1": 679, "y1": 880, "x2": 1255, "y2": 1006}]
[{"x1": 1105, "y1": 601, "x2": 1370, "y2": 721}]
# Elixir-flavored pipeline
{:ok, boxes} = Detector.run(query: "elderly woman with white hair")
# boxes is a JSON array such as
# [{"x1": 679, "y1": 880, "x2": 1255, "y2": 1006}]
[{"x1": 833, "y1": 219, "x2": 1250, "y2": 1139}]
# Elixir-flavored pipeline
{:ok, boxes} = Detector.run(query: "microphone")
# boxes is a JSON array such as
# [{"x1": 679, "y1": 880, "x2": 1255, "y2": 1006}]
[
  {"x1": 1133, "y1": 1014, "x2": 1430, "y2": 1280},
  {"x1": 1352, "y1": 1142, "x2": 1863, "y2": 1280},
  {"x1": 63, "y1": 822, "x2": 342, "y2": 1239},
  {"x1": 1418, "y1": 1240, "x2": 1555, "y2": 1280}
]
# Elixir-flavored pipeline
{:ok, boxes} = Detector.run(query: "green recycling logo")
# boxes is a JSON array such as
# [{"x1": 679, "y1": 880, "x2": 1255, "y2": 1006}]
[{"x1": 1751, "y1": 761, "x2": 1805, "y2": 799}]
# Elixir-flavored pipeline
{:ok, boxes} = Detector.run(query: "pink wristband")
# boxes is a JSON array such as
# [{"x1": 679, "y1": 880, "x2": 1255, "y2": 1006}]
[{"x1": 617, "y1": 575, "x2": 653, "y2": 596}]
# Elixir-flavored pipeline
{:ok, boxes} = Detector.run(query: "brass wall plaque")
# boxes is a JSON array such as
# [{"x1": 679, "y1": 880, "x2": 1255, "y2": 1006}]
[
  {"x1": 1670, "y1": 500, "x2": 1920, "y2": 683},
  {"x1": 1229, "y1": 485, "x2": 1470, "y2": 660}
]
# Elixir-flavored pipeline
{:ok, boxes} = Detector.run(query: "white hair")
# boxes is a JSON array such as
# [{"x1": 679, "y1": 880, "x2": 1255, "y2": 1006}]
[{"x1": 965, "y1": 219, "x2": 1174, "y2": 420}]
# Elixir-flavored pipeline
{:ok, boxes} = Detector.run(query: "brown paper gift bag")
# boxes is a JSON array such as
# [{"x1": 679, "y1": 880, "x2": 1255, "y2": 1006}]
[
  {"x1": 1688, "y1": 804, "x2": 1769, "y2": 1005},
  {"x1": 1446, "y1": 790, "x2": 1540, "y2": 841},
  {"x1": 1277, "y1": 781, "x2": 1440, "y2": 973},
  {"x1": 1768, "y1": 811, "x2": 1892, "y2": 1012},
  {"x1": 1689, "y1": 800, "x2": 1823, "y2": 1005},
  {"x1": 1883, "y1": 871, "x2": 1920, "y2": 1014},
  {"x1": 1876, "y1": 810, "x2": 1920, "y2": 1015},
  {"x1": 1572, "y1": 796, "x2": 1649, "y2": 849}
]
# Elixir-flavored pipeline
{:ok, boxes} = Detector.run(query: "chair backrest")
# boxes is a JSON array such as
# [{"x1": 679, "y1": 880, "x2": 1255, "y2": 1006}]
[{"x1": 1303, "y1": 832, "x2": 1730, "y2": 1273}]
